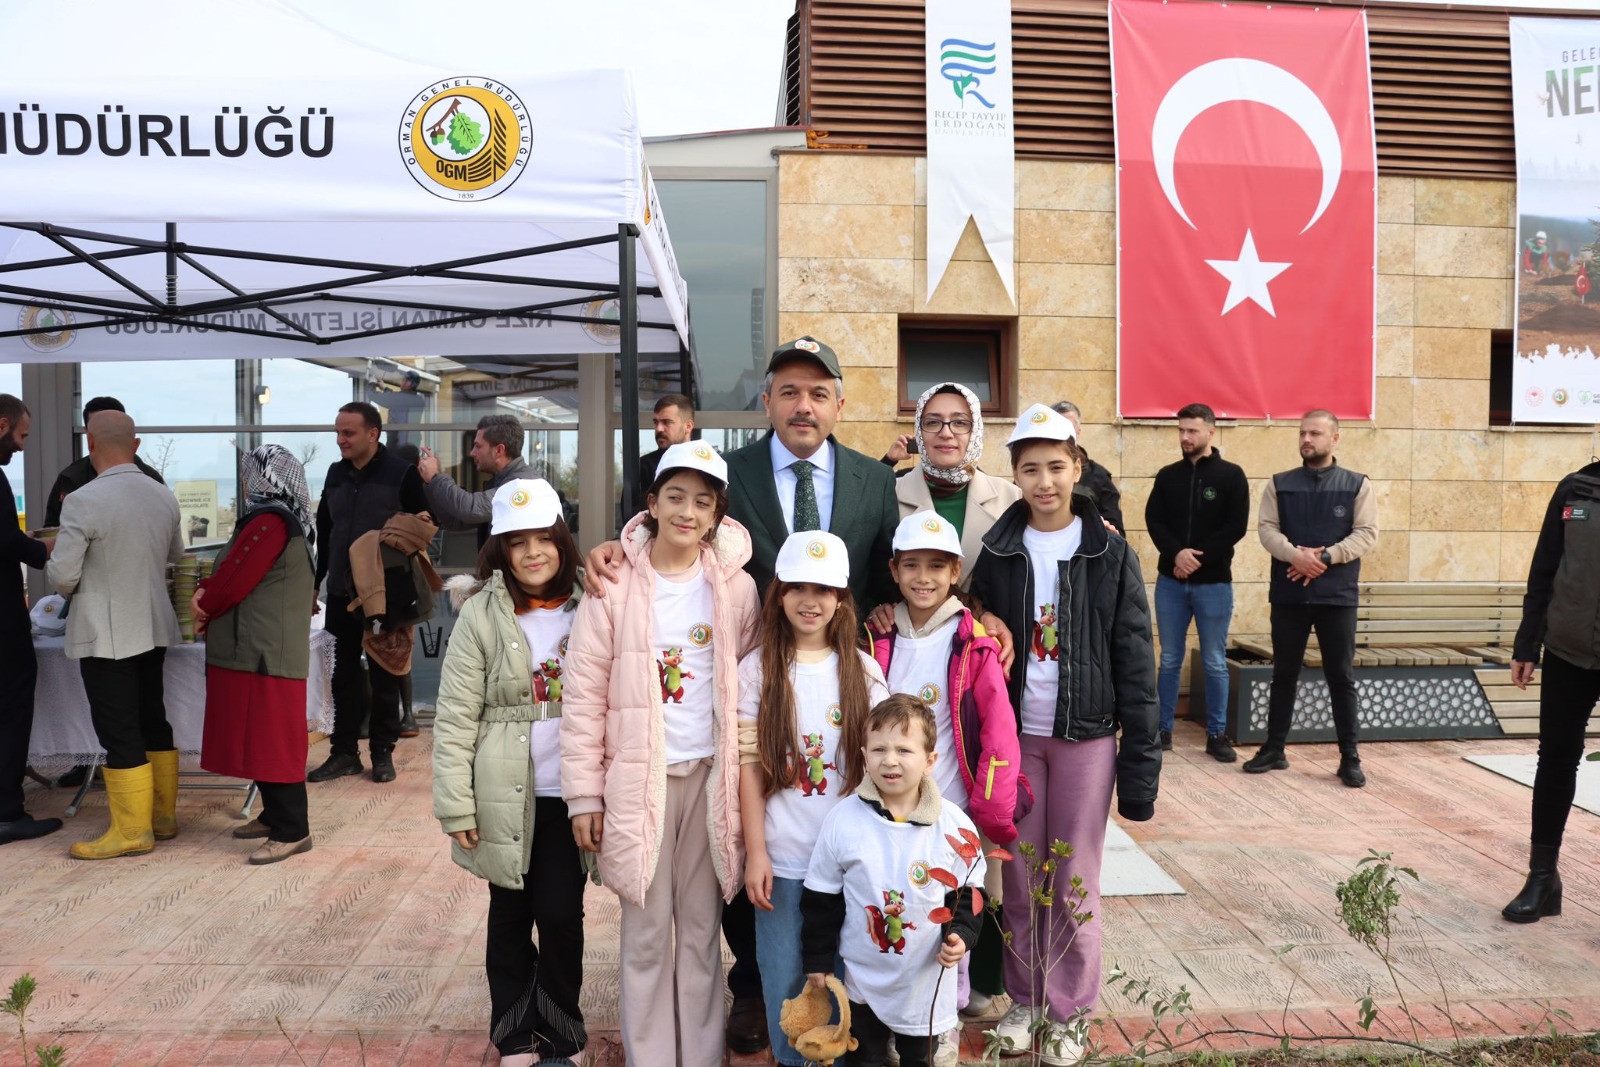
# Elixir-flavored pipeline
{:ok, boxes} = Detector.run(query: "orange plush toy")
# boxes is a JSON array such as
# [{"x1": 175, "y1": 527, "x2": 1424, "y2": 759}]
[{"x1": 779, "y1": 975, "x2": 857, "y2": 1067}]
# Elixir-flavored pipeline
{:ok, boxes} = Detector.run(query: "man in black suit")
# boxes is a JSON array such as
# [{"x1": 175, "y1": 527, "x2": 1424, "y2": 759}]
[
  {"x1": 0, "y1": 394, "x2": 62, "y2": 844},
  {"x1": 585, "y1": 336, "x2": 898, "y2": 1054},
  {"x1": 625, "y1": 392, "x2": 695, "y2": 519}
]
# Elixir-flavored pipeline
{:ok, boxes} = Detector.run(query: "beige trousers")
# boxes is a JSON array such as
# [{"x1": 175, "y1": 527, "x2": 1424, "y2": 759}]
[{"x1": 618, "y1": 759, "x2": 726, "y2": 1067}]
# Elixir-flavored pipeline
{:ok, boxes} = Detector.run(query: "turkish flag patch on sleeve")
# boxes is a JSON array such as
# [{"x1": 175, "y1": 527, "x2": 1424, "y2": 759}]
[{"x1": 1110, "y1": 0, "x2": 1377, "y2": 420}]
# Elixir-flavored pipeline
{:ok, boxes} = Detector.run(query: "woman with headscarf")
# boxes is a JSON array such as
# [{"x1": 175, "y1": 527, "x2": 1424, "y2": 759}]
[
  {"x1": 887, "y1": 382, "x2": 1021, "y2": 581},
  {"x1": 194, "y1": 444, "x2": 318, "y2": 864}
]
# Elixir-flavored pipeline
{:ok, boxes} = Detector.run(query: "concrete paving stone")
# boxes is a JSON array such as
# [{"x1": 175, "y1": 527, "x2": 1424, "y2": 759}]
[
  {"x1": 395, "y1": 1030, "x2": 455, "y2": 1066},
  {"x1": 103, "y1": 1032, "x2": 177, "y2": 1066},
  {"x1": 441, "y1": 1032, "x2": 495, "y2": 1065}
]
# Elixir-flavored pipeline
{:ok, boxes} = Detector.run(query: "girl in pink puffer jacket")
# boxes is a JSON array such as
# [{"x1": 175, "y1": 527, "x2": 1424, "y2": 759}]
[{"x1": 560, "y1": 442, "x2": 760, "y2": 1067}]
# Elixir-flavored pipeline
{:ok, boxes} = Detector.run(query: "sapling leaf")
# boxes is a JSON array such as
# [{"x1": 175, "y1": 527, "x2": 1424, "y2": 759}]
[
  {"x1": 928, "y1": 867, "x2": 960, "y2": 889},
  {"x1": 928, "y1": 907, "x2": 953, "y2": 924}
]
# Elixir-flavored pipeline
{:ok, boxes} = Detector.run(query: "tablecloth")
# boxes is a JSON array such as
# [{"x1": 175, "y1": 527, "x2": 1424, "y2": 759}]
[{"x1": 27, "y1": 630, "x2": 336, "y2": 762}]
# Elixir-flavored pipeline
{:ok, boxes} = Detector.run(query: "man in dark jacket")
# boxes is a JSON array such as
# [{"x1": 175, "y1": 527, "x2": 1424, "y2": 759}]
[
  {"x1": 626, "y1": 393, "x2": 695, "y2": 518},
  {"x1": 1502, "y1": 461, "x2": 1600, "y2": 923},
  {"x1": 1244, "y1": 410, "x2": 1379, "y2": 786},
  {"x1": 310, "y1": 402, "x2": 428, "y2": 785},
  {"x1": 43, "y1": 396, "x2": 164, "y2": 527},
  {"x1": 1144, "y1": 403, "x2": 1250, "y2": 761},
  {"x1": 0, "y1": 395, "x2": 62, "y2": 845},
  {"x1": 418, "y1": 413, "x2": 530, "y2": 545},
  {"x1": 1052, "y1": 400, "x2": 1123, "y2": 532}
]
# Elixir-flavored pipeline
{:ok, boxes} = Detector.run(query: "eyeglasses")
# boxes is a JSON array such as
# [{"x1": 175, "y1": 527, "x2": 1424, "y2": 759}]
[{"x1": 919, "y1": 417, "x2": 974, "y2": 435}]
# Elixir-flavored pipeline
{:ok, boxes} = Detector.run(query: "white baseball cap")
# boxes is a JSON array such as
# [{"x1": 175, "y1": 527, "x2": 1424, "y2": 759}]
[
  {"x1": 893, "y1": 510, "x2": 964, "y2": 558},
  {"x1": 655, "y1": 440, "x2": 728, "y2": 488},
  {"x1": 1006, "y1": 403, "x2": 1078, "y2": 446},
  {"x1": 490, "y1": 479, "x2": 563, "y2": 535},
  {"x1": 775, "y1": 530, "x2": 850, "y2": 588}
]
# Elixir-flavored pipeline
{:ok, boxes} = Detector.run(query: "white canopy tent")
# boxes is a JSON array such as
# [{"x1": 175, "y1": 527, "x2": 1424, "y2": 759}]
[{"x1": 0, "y1": 0, "x2": 693, "y2": 508}]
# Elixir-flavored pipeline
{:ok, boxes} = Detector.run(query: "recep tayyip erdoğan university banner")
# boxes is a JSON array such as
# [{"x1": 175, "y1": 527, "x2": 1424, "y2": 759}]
[
  {"x1": 1510, "y1": 18, "x2": 1600, "y2": 424},
  {"x1": 1111, "y1": 0, "x2": 1377, "y2": 420}
]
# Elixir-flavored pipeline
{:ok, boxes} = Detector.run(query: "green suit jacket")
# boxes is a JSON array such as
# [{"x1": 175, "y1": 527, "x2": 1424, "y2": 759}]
[{"x1": 723, "y1": 432, "x2": 898, "y2": 614}]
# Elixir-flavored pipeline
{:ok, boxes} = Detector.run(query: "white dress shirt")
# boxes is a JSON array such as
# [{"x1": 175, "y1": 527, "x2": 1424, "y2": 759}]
[{"x1": 769, "y1": 434, "x2": 835, "y2": 533}]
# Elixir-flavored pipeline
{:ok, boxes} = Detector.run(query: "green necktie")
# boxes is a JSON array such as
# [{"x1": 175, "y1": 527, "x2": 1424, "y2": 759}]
[{"x1": 792, "y1": 459, "x2": 821, "y2": 532}]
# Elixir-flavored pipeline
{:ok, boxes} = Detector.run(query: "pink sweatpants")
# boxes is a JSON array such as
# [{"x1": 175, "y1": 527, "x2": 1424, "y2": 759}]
[
  {"x1": 618, "y1": 760, "x2": 726, "y2": 1067},
  {"x1": 1001, "y1": 733, "x2": 1117, "y2": 1023}
]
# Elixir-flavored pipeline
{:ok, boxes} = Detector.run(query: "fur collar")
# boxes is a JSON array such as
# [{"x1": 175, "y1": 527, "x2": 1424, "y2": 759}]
[
  {"x1": 620, "y1": 510, "x2": 754, "y2": 576},
  {"x1": 856, "y1": 774, "x2": 944, "y2": 826}
]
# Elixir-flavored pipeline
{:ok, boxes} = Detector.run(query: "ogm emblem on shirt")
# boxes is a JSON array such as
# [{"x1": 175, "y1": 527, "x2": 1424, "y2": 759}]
[
  {"x1": 806, "y1": 539, "x2": 828, "y2": 559},
  {"x1": 1202, "y1": 486, "x2": 1217, "y2": 501},
  {"x1": 918, "y1": 682, "x2": 941, "y2": 706},
  {"x1": 510, "y1": 489, "x2": 531, "y2": 508},
  {"x1": 1333, "y1": 505, "x2": 1348, "y2": 518},
  {"x1": 827, "y1": 703, "x2": 844, "y2": 728},
  {"x1": 688, "y1": 622, "x2": 712, "y2": 648},
  {"x1": 922, "y1": 516, "x2": 943, "y2": 533},
  {"x1": 908, "y1": 861, "x2": 932, "y2": 888},
  {"x1": 558, "y1": 634, "x2": 570, "y2": 657}
]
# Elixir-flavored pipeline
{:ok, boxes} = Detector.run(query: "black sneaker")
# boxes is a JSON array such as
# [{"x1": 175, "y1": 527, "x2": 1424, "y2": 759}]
[
  {"x1": 307, "y1": 752, "x2": 364, "y2": 782},
  {"x1": 1205, "y1": 735, "x2": 1237, "y2": 763},
  {"x1": 371, "y1": 753, "x2": 397, "y2": 783},
  {"x1": 1160, "y1": 730, "x2": 1173, "y2": 751},
  {"x1": 1242, "y1": 747, "x2": 1289, "y2": 774},
  {"x1": 1337, "y1": 756, "x2": 1367, "y2": 788}
]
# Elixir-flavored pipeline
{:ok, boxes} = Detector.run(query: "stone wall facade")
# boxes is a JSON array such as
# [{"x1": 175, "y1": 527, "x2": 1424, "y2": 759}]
[{"x1": 776, "y1": 151, "x2": 1599, "y2": 644}]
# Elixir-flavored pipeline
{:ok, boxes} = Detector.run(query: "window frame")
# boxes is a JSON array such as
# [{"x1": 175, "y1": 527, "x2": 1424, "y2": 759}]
[{"x1": 896, "y1": 318, "x2": 1015, "y2": 418}]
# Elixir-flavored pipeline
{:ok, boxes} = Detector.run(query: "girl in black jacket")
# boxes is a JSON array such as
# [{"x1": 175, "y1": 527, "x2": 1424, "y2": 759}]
[{"x1": 967, "y1": 405, "x2": 1160, "y2": 1063}]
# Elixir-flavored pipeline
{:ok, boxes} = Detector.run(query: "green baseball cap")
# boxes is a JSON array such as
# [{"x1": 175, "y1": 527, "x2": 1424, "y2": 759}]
[{"x1": 768, "y1": 336, "x2": 842, "y2": 378}]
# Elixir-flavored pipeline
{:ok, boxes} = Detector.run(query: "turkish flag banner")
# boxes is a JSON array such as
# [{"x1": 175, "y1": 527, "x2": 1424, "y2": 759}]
[{"x1": 1111, "y1": 0, "x2": 1376, "y2": 419}]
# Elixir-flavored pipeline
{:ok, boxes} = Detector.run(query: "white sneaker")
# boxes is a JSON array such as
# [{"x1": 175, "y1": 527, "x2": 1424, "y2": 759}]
[
  {"x1": 1037, "y1": 1021, "x2": 1086, "y2": 1066},
  {"x1": 993, "y1": 1002, "x2": 1038, "y2": 1057},
  {"x1": 961, "y1": 990, "x2": 1011, "y2": 1022},
  {"x1": 934, "y1": 1026, "x2": 962, "y2": 1067},
  {"x1": 885, "y1": 1033, "x2": 899, "y2": 1065}
]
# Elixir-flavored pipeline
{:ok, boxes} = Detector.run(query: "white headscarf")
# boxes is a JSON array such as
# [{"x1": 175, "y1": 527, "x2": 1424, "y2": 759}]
[
  {"x1": 242, "y1": 444, "x2": 315, "y2": 550},
  {"x1": 914, "y1": 381, "x2": 985, "y2": 487}
]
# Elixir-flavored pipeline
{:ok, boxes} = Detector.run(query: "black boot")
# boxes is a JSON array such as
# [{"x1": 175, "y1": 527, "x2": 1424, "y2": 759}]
[{"x1": 1502, "y1": 843, "x2": 1562, "y2": 924}]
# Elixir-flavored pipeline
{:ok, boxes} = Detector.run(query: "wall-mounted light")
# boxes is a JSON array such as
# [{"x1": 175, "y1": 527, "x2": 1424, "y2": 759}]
[{"x1": 256, "y1": 386, "x2": 271, "y2": 406}]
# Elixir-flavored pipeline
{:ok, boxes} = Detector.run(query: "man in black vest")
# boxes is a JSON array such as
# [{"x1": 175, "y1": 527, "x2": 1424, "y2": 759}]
[
  {"x1": 1244, "y1": 409, "x2": 1379, "y2": 786},
  {"x1": 1502, "y1": 461, "x2": 1600, "y2": 922},
  {"x1": 309, "y1": 402, "x2": 428, "y2": 784}
]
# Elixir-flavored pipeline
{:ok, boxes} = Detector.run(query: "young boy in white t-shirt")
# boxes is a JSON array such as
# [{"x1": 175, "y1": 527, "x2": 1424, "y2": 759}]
[{"x1": 800, "y1": 694, "x2": 988, "y2": 1067}]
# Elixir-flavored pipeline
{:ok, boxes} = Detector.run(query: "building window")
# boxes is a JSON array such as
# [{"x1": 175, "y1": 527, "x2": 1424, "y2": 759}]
[
  {"x1": 898, "y1": 322, "x2": 1011, "y2": 415},
  {"x1": 1489, "y1": 328, "x2": 1513, "y2": 427}
]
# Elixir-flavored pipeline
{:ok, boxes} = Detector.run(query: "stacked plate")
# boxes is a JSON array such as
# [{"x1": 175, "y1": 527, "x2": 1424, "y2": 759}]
[{"x1": 172, "y1": 555, "x2": 202, "y2": 642}]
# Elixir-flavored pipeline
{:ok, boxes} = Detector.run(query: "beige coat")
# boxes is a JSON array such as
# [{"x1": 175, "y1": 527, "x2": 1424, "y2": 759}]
[
  {"x1": 47, "y1": 463, "x2": 183, "y2": 660},
  {"x1": 896, "y1": 469, "x2": 1020, "y2": 585}
]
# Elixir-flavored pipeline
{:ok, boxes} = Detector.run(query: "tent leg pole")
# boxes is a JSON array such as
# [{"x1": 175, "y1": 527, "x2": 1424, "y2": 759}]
[
  {"x1": 618, "y1": 224, "x2": 640, "y2": 522},
  {"x1": 165, "y1": 223, "x2": 178, "y2": 307}
]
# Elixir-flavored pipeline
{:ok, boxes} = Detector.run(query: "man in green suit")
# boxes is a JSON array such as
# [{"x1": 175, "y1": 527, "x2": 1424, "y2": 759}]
[
  {"x1": 583, "y1": 336, "x2": 898, "y2": 1055},
  {"x1": 721, "y1": 337, "x2": 898, "y2": 614}
]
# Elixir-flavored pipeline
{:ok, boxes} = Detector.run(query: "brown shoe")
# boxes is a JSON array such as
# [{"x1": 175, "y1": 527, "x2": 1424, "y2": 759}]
[
  {"x1": 232, "y1": 817, "x2": 271, "y2": 840},
  {"x1": 249, "y1": 836, "x2": 313, "y2": 865}
]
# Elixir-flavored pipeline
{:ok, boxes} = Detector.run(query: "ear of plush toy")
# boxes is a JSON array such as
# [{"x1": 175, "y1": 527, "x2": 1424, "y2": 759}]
[
  {"x1": 787, "y1": 975, "x2": 858, "y2": 1066},
  {"x1": 779, "y1": 980, "x2": 833, "y2": 1044}
]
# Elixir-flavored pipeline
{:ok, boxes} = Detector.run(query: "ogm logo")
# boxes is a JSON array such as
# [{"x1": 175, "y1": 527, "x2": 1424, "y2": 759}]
[
  {"x1": 19, "y1": 306, "x2": 74, "y2": 353},
  {"x1": 794, "y1": 339, "x2": 820, "y2": 353},
  {"x1": 400, "y1": 78, "x2": 530, "y2": 201},
  {"x1": 806, "y1": 539, "x2": 828, "y2": 560},
  {"x1": 1030, "y1": 410, "x2": 1049, "y2": 424},
  {"x1": 688, "y1": 622, "x2": 712, "y2": 648},
  {"x1": 509, "y1": 489, "x2": 531, "y2": 508},
  {"x1": 918, "y1": 682, "x2": 941, "y2": 706},
  {"x1": 581, "y1": 299, "x2": 621, "y2": 346},
  {"x1": 558, "y1": 635, "x2": 570, "y2": 658},
  {"x1": 909, "y1": 861, "x2": 932, "y2": 887},
  {"x1": 922, "y1": 516, "x2": 943, "y2": 534},
  {"x1": 827, "y1": 704, "x2": 843, "y2": 728},
  {"x1": 1553, "y1": 388, "x2": 1570, "y2": 406},
  {"x1": 693, "y1": 444, "x2": 714, "y2": 461}
]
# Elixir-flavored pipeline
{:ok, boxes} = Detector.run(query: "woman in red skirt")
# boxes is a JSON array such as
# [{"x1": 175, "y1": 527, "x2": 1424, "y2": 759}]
[{"x1": 194, "y1": 444, "x2": 318, "y2": 864}]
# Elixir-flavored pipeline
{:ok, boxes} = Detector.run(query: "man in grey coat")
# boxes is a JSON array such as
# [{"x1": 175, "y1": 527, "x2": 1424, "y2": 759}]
[
  {"x1": 46, "y1": 410, "x2": 184, "y2": 859},
  {"x1": 417, "y1": 414, "x2": 530, "y2": 546}
]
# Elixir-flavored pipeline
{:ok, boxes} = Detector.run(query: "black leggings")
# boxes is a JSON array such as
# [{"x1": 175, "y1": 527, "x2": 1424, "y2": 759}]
[
  {"x1": 1531, "y1": 651, "x2": 1600, "y2": 848},
  {"x1": 847, "y1": 1000, "x2": 933, "y2": 1067},
  {"x1": 485, "y1": 797, "x2": 587, "y2": 1059}
]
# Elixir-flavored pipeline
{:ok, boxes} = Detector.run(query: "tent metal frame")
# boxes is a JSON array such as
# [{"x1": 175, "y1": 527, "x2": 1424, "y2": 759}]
[{"x1": 0, "y1": 220, "x2": 676, "y2": 516}]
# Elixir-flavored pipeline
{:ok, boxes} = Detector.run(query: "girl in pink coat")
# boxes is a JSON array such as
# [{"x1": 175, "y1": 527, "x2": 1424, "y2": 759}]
[{"x1": 561, "y1": 441, "x2": 760, "y2": 1067}]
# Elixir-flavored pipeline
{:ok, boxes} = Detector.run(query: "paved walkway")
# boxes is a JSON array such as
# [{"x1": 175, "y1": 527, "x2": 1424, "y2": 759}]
[{"x1": 4, "y1": 722, "x2": 1597, "y2": 1065}]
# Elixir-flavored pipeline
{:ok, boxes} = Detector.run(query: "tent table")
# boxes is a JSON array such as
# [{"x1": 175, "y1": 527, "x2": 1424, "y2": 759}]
[{"x1": 28, "y1": 630, "x2": 335, "y2": 817}]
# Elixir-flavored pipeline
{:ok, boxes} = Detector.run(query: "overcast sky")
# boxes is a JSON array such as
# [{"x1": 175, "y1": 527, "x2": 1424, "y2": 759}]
[{"x1": 302, "y1": 0, "x2": 798, "y2": 138}]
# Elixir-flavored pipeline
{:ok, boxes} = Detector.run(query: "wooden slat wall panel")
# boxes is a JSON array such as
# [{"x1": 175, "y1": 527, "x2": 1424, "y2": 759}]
[{"x1": 792, "y1": 0, "x2": 1535, "y2": 179}]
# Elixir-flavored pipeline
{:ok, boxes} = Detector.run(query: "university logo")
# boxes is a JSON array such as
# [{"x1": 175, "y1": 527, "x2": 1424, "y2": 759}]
[
  {"x1": 399, "y1": 78, "x2": 529, "y2": 201},
  {"x1": 19, "y1": 306, "x2": 74, "y2": 353},
  {"x1": 580, "y1": 298, "x2": 622, "y2": 346},
  {"x1": 939, "y1": 38, "x2": 999, "y2": 109},
  {"x1": 688, "y1": 622, "x2": 712, "y2": 648}
]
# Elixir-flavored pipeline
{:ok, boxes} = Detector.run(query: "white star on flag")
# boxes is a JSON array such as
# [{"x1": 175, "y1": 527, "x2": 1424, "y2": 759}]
[{"x1": 1205, "y1": 230, "x2": 1291, "y2": 316}]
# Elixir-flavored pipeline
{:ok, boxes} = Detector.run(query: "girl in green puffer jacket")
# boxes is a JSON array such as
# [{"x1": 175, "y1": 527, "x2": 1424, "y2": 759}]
[{"x1": 432, "y1": 478, "x2": 588, "y2": 1067}]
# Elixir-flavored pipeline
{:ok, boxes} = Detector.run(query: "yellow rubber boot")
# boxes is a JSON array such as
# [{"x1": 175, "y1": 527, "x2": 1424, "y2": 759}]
[
  {"x1": 147, "y1": 749, "x2": 180, "y2": 840},
  {"x1": 70, "y1": 764, "x2": 155, "y2": 860}
]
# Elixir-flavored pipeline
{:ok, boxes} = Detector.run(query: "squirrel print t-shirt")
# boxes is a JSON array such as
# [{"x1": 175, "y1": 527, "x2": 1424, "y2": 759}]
[
  {"x1": 1020, "y1": 519, "x2": 1082, "y2": 737},
  {"x1": 654, "y1": 567, "x2": 717, "y2": 763}
]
